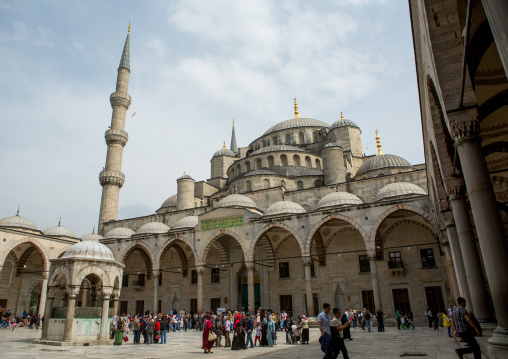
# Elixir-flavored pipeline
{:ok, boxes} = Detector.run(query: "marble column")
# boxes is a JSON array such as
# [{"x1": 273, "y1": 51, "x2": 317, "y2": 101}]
[
  {"x1": 38, "y1": 274, "x2": 48, "y2": 318},
  {"x1": 153, "y1": 271, "x2": 160, "y2": 315},
  {"x1": 303, "y1": 258, "x2": 313, "y2": 317},
  {"x1": 112, "y1": 297, "x2": 119, "y2": 316},
  {"x1": 442, "y1": 241, "x2": 460, "y2": 302},
  {"x1": 99, "y1": 294, "x2": 111, "y2": 341},
  {"x1": 451, "y1": 115, "x2": 508, "y2": 344},
  {"x1": 63, "y1": 288, "x2": 77, "y2": 341},
  {"x1": 369, "y1": 257, "x2": 382, "y2": 310},
  {"x1": 247, "y1": 262, "x2": 255, "y2": 313},
  {"x1": 41, "y1": 289, "x2": 55, "y2": 340},
  {"x1": 448, "y1": 187, "x2": 491, "y2": 321},
  {"x1": 197, "y1": 267, "x2": 204, "y2": 314},
  {"x1": 482, "y1": 0, "x2": 508, "y2": 75},
  {"x1": 81, "y1": 286, "x2": 88, "y2": 307}
]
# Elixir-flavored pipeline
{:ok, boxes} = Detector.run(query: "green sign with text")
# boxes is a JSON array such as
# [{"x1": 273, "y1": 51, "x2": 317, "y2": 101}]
[{"x1": 200, "y1": 215, "x2": 244, "y2": 231}]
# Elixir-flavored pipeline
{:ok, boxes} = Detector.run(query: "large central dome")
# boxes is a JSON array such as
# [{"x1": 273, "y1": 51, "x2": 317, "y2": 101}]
[{"x1": 263, "y1": 118, "x2": 329, "y2": 136}]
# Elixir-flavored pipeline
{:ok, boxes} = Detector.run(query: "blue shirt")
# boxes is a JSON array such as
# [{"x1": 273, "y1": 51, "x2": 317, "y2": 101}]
[{"x1": 317, "y1": 311, "x2": 330, "y2": 334}]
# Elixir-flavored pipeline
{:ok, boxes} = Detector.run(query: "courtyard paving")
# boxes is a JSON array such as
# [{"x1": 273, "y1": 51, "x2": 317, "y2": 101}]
[{"x1": 0, "y1": 325, "x2": 495, "y2": 358}]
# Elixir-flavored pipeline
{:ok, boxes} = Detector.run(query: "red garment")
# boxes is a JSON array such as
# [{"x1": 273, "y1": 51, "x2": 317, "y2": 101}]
[
  {"x1": 234, "y1": 314, "x2": 242, "y2": 329},
  {"x1": 155, "y1": 321, "x2": 160, "y2": 331},
  {"x1": 202, "y1": 319, "x2": 215, "y2": 350}
]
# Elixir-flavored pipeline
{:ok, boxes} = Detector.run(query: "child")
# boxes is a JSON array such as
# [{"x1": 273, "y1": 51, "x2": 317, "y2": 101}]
[
  {"x1": 11, "y1": 318, "x2": 17, "y2": 331},
  {"x1": 254, "y1": 323, "x2": 261, "y2": 346},
  {"x1": 401, "y1": 314, "x2": 406, "y2": 330}
]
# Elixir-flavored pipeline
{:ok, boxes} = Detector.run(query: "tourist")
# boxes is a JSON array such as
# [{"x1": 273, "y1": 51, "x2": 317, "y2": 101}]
[
  {"x1": 146, "y1": 318, "x2": 155, "y2": 344},
  {"x1": 254, "y1": 323, "x2": 261, "y2": 346},
  {"x1": 231, "y1": 314, "x2": 245, "y2": 350},
  {"x1": 299, "y1": 314, "x2": 309, "y2": 344},
  {"x1": 133, "y1": 316, "x2": 140, "y2": 344},
  {"x1": 331, "y1": 308, "x2": 350, "y2": 359},
  {"x1": 442, "y1": 311, "x2": 452, "y2": 337},
  {"x1": 375, "y1": 308, "x2": 385, "y2": 332},
  {"x1": 160, "y1": 316, "x2": 169, "y2": 344},
  {"x1": 202, "y1": 314, "x2": 215, "y2": 353},
  {"x1": 224, "y1": 314, "x2": 231, "y2": 347},
  {"x1": 340, "y1": 312, "x2": 352, "y2": 340},
  {"x1": 432, "y1": 309, "x2": 439, "y2": 331},
  {"x1": 245, "y1": 313, "x2": 254, "y2": 349},
  {"x1": 361, "y1": 308, "x2": 366, "y2": 330},
  {"x1": 407, "y1": 311, "x2": 414, "y2": 329},
  {"x1": 395, "y1": 308, "x2": 401, "y2": 330},
  {"x1": 35, "y1": 315, "x2": 41, "y2": 330},
  {"x1": 260, "y1": 317, "x2": 268, "y2": 347},
  {"x1": 425, "y1": 307, "x2": 433, "y2": 328},
  {"x1": 267, "y1": 315, "x2": 276, "y2": 347},
  {"x1": 401, "y1": 312, "x2": 406, "y2": 330},
  {"x1": 285, "y1": 315, "x2": 293, "y2": 343},
  {"x1": 451, "y1": 297, "x2": 481, "y2": 359},
  {"x1": 364, "y1": 310, "x2": 371, "y2": 332},
  {"x1": 467, "y1": 311, "x2": 482, "y2": 337},
  {"x1": 214, "y1": 315, "x2": 222, "y2": 348},
  {"x1": 11, "y1": 318, "x2": 17, "y2": 331},
  {"x1": 318, "y1": 303, "x2": 332, "y2": 358}
]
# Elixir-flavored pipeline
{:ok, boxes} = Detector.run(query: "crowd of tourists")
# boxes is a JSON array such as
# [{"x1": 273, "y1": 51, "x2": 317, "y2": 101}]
[{"x1": 0, "y1": 310, "x2": 41, "y2": 331}]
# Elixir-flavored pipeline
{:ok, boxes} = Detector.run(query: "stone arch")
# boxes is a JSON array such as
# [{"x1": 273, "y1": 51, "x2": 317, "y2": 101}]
[
  {"x1": 159, "y1": 239, "x2": 190, "y2": 277},
  {"x1": 0, "y1": 237, "x2": 50, "y2": 272},
  {"x1": 16, "y1": 245, "x2": 44, "y2": 276},
  {"x1": 200, "y1": 237, "x2": 229, "y2": 266},
  {"x1": 199, "y1": 228, "x2": 247, "y2": 266},
  {"x1": 382, "y1": 219, "x2": 438, "y2": 243},
  {"x1": 48, "y1": 265, "x2": 72, "y2": 287},
  {"x1": 323, "y1": 227, "x2": 361, "y2": 250},
  {"x1": 305, "y1": 214, "x2": 369, "y2": 256},
  {"x1": 248, "y1": 222, "x2": 305, "y2": 262},
  {"x1": 74, "y1": 265, "x2": 112, "y2": 288},
  {"x1": 121, "y1": 242, "x2": 155, "y2": 279},
  {"x1": 30, "y1": 281, "x2": 42, "y2": 294}
]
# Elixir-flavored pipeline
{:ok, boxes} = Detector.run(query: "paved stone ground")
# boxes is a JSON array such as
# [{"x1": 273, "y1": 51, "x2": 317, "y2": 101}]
[{"x1": 0, "y1": 325, "x2": 491, "y2": 358}]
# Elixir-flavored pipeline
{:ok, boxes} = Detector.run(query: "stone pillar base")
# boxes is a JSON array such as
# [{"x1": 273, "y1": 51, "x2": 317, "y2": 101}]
[{"x1": 489, "y1": 327, "x2": 508, "y2": 346}]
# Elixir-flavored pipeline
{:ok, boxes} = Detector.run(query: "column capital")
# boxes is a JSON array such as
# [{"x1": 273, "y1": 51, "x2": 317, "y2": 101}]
[
  {"x1": 446, "y1": 180, "x2": 466, "y2": 202},
  {"x1": 441, "y1": 210, "x2": 456, "y2": 228},
  {"x1": 302, "y1": 256, "x2": 312, "y2": 266},
  {"x1": 152, "y1": 269, "x2": 161, "y2": 278},
  {"x1": 196, "y1": 266, "x2": 204, "y2": 274},
  {"x1": 41, "y1": 272, "x2": 49, "y2": 280},
  {"x1": 245, "y1": 261, "x2": 255, "y2": 271},
  {"x1": 449, "y1": 109, "x2": 480, "y2": 145},
  {"x1": 67, "y1": 285, "x2": 80, "y2": 297},
  {"x1": 102, "y1": 286, "x2": 113, "y2": 298}
]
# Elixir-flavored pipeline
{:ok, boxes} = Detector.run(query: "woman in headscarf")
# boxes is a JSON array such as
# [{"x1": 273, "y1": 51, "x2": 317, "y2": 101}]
[
  {"x1": 231, "y1": 314, "x2": 245, "y2": 350},
  {"x1": 267, "y1": 315, "x2": 276, "y2": 347},
  {"x1": 299, "y1": 315, "x2": 309, "y2": 344},
  {"x1": 202, "y1": 314, "x2": 215, "y2": 353},
  {"x1": 260, "y1": 316, "x2": 268, "y2": 347}
]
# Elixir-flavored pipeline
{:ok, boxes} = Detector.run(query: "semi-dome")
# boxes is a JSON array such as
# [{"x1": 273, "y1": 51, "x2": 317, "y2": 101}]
[
  {"x1": 0, "y1": 213, "x2": 38, "y2": 230},
  {"x1": 263, "y1": 118, "x2": 329, "y2": 136},
  {"x1": 374, "y1": 182, "x2": 426, "y2": 202},
  {"x1": 137, "y1": 221, "x2": 170, "y2": 234},
  {"x1": 329, "y1": 117, "x2": 360, "y2": 130},
  {"x1": 174, "y1": 216, "x2": 199, "y2": 229},
  {"x1": 213, "y1": 148, "x2": 236, "y2": 158},
  {"x1": 264, "y1": 201, "x2": 306, "y2": 216},
  {"x1": 80, "y1": 232, "x2": 104, "y2": 241},
  {"x1": 161, "y1": 194, "x2": 177, "y2": 208},
  {"x1": 251, "y1": 145, "x2": 305, "y2": 155},
  {"x1": 178, "y1": 173, "x2": 194, "y2": 180},
  {"x1": 61, "y1": 240, "x2": 115, "y2": 261},
  {"x1": 316, "y1": 192, "x2": 363, "y2": 209},
  {"x1": 244, "y1": 169, "x2": 279, "y2": 177},
  {"x1": 104, "y1": 227, "x2": 135, "y2": 239},
  {"x1": 356, "y1": 154, "x2": 413, "y2": 177},
  {"x1": 216, "y1": 194, "x2": 258, "y2": 209},
  {"x1": 43, "y1": 224, "x2": 76, "y2": 238},
  {"x1": 323, "y1": 142, "x2": 343, "y2": 149}
]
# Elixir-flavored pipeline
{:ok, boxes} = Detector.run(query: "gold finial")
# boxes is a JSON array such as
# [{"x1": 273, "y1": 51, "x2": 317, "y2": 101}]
[
  {"x1": 184, "y1": 171, "x2": 186, "y2": 175},
  {"x1": 294, "y1": 98, "x2": 299, "y2": 118},
  {"x1": 375, "y1": 129, "x2": 383, "y2": 155},
  {"x1": 232, "y1": 118, "x2": 234, "y2": 127},
  {"x1": 341, "y1": 112, "x2": 344, "y2": 120},
  {"x1": 128, "y1": 21, "x2": 131, "y2": 34},
  {"x1": 223, "y1": 141, "x2": 226, "y2": 149}
]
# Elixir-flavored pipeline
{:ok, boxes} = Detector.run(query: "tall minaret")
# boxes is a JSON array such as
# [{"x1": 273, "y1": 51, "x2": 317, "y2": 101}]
[
  {"x1": 98, "y1": 23, "x2": 131, "y2": 234},
  {"x1": 230, "y1": 118, "x2": 238, "y2": 154}
]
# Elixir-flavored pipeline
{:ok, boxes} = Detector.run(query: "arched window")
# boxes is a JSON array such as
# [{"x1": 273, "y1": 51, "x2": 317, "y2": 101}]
[
  {"x1": 236, "y1": 164, "x2": 241, "y2": 176},
  {"x1": 313, "y1": 131, "x2": 318, "y2": 142},
  {"x1": 281, "y1": 180, "x2": 286, "y2": 189},
  {"x1": 273, "y1": 137, "x2": 278, "y2": 145},
  {"x1": 314, "y1": 180, "x2": 321, "y2": 188},
  {"x1": 263, "y1": 179, "x2": 270, "y2": 189},
  {"x1": 305, "y1": 156, "x2": 312, "y2": 167},
  {"x1": 299, "y1": 132, "x2": 305, "y2": 143},
  {"x1": 297, "y1": 181, "x2": 304, "y2": 190},
  {"x1": 245, "y1": 161, "x2": 251, "y2": 172},
  {"x1": 262, "y1": 140, "x2": 266, "y2": 147},
  {"x1": 281, "y1": 154, "x2": 288, "y2": 166},
  {"x1": 315, "y1": 159, "x2": 321, "y2": 170},
  {"x1": 0, "y1": 259, "x2": 14, "y2": 287},
  {"x1": 246, "y1": 181, "x2": 252, "y2": 192},
  {"x1": 285, "y1": 133, "x2": 291, "y2": 144},
  {"x1": 267, "y1": 140, "x2": 270, "y2": 146},
  {"x1": 256, "y1": 158, "x2": 262, "y2": 169},
  {"x1": 293, "y1": 154, "x2": 301, "y2": 166},
  {"x1": 267, "y1": 155, "x2": 274, "y2": 167}
]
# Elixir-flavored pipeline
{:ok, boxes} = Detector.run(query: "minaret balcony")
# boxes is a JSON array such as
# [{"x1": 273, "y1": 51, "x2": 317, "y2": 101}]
[
  {"x1": 110, "y1": 91, "x2": 131, "y2": 109},
  {"x1": 99, "y1": 170, "x2": 125, "y2": 188},
  {"x1": 105, "y1": 129, "x2": 129, "y2": 146}
]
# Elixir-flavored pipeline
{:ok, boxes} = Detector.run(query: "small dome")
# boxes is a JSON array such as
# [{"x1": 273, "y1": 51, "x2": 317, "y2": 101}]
[
  {"x1": 356, "y1": 154, "x2": 413, "y2": 177},
  {"x1": 174, "y1": 216, "x2": 199, "y2": 229},
  {"x1": 0, "y1": 214, "x2": 38, "y2": 230},
  {"x1": 178, "y1": 173, "x2": 194, "y2": 180},
  {"x1": 216, "y1": 194, "x2": 258, "y2": 209},
  {"x1": 213, "y1": 148, "x2": 236, "y2": 158},
  {"x1": 330, "y1": 118, "x2": 360, "y2": 130},
  {"x1": 43, "y1": 224, "x2": 76, "y2": 238},
  {"x1": 264, "y1": 201, "x2": 306, "y2": 216},
  {"x1": 104, "y1": 227, "x2": 135, "y2": 239},
  {"x1": 316, "y1": 192, "x2": 363, "y2": 209},
  {"x1": 137, "y1": 221, "x2": 170, "y2": 234},
  {"x1": 61, "y1": 241, "x2": 115, "y2": 261},
  {"x1": 323, "y1": 142, "x2": 343, "y2": 149},
  {"x1": 374, "y1": 182, "x2": 427, "y2": 202},
  {"x1": 161, "y1": 194, "x2": 177, "y2": 208},
  {"x1": 251, "y1": 145, "x2": 305, "y2": 155},
  {"x1": 80, "y1": 233, "x2": 104, "y2": 241},
  {"x1": 263, "y1": 118, "x2": 329, "y2": 135},
  {"x1": 244, "y1": 169, "x2": 278, "y2": 177}
]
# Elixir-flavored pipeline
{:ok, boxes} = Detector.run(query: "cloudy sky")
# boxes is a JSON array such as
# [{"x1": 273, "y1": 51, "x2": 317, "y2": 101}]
[{"x1": 0, "y1": 0, "x2": 423, "y2": 237}]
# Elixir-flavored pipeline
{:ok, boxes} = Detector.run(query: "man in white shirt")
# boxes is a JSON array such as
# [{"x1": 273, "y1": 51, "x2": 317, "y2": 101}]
[
  {"x1": 224, "y1": 316, "x2": 231, "y2": 347},
  {"x1": 331, "y1": 308, "x2": 350, "y2": 359}
]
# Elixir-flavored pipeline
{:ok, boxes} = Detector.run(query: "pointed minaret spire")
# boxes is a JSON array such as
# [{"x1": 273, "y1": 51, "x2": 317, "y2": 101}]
[
  {"x1": 294, "y1": 98, "x2": 299, "y2": 118},
  {"x1": 375, "y1": 130, "x2": 383, "y2": 155},
  {"x1": 230, "y1": 118, "x2": 238, "y2": 153},
  {"x1": 119, "y1": 22, "x2": 130, "y2": 71}
]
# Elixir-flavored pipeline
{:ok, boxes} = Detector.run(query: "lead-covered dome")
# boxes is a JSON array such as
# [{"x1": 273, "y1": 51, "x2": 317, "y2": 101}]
[
  {"x1": 161, "y1": 194, "x2": 177, "y2": 208},
  {"x1": 61, "y1": 240, "x2": 115, "y2": 261},
  {"x1": 356, "y1": 154, "x2": 413, "y2": 177},
  {"x1": 137, "y1": 221, "x2": 170, "y2": 234},
  {"x1": 216, "y1": 194, "x2": 258, "y2": 209},
  {"x1": 251, "y1": 145, "x2": 305, "y2": 155},
  {"x1": 330, "y1": 117, "x2": 360, "y2": 130},
  {"x1": 374, "y1": 182, "x2": 426, "y2": 202},
  {"x1": 213, "y1": 148, "x2": 236, "y2": 158},
  {"x1": 43, "y1": 224, "x2": 76, "y2": 238},
  {"x1": 263, "y1": 118, "x2": 329, "y2": 136},
  {"x1": 316, "y1": 192, "x2": 363, "y2": 209},
  {"x1": 264, "y1": 201, "x2": 306, "y2": 216},
  {"x1": 174, "y1": 216, "x2": 199, "y2": 229},
  {"x1": 0, "y1": 214, "x2": 38, "y2": 230},
  {"x1": 104, "y1": 227, "x2": 135, "y2": 239},
  {"x1": 80, "y1": 233, "x2": 104, "y2": 241}
]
